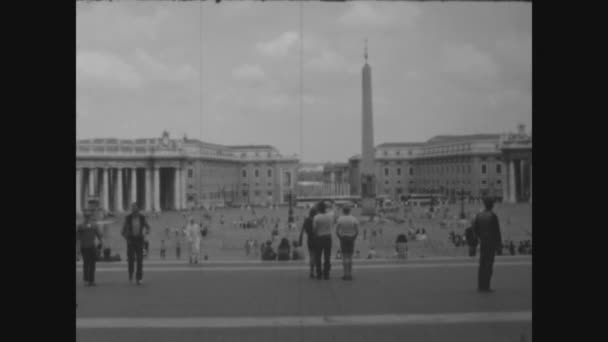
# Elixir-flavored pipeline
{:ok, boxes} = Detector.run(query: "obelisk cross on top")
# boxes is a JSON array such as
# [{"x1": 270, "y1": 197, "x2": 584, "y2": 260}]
[{"x1": 361, "y1": 39, "x2": 376, "y2": 217}]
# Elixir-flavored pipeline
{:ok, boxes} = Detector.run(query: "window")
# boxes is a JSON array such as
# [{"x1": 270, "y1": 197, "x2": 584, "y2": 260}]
[
  {"x1": 468, "y1": 165, "x2": 471, "y2": 174},
  {"x1": 497, "y1": 180, "x2": 502, "y2": 185},
  {"x1": 396, "y1": 150, "x2": 400, "y2": 156},
  {"x1": 242, "y1": 191, "x2": 248, "y2": 197},
  {"x1": 481, "y1": 164, "x2": 487, "y2": 174},
  {"x1": 267, "y1": 182, "x2": 272, "y2": 187},
  {"x1": 267, "y1": 169, "x2": 272, "y2": 178},
  {"x1": 242, "y1": 170, "x2": 247, "y2": 178},
  {"x1": 383, "y1": 150, "x2": 388, "y2": 156},
  {"x1": 255, "y1": 169, "x2": 259, "y2": 178},
  {"x1": 496, "y1": 164, "x2": 502, "y2": 174},
  {"x1": 481, "y1": 180, "x2": 487, "y2": 185},
  {"x1": 385, "y1": 180, "x2": 389, "y2": 185},
  {"x1": 397, "y1": 180, "x2": 401, "y2": 184},
  {"x1": 384, "y1": 168, "x2": 389, "y2": 176},
  {"x1": 267, "y1": 191, "x2": 272, "y2": 196},
  {"x1": 188, "y1": 169, "x2": 193, "y2": 178},
  {"x1": 409, "y1": 167, "x2": 413, "y2": 176},
  {"x1": 254, "y1": 190, "x2": 261, "y2": 196}
]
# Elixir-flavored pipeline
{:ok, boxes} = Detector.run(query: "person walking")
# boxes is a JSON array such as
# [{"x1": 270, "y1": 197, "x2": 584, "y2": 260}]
[
  {"x1": 185, "y1": 217, "x2": 202, "y2": 264},
  {"x1": 298, "y1": 207, "x2": 318, "y2": 278},
  {"x1": 77, "y1": 208, "x2": 102, "y2": 287},
  {"x1": 335, "y1": 206, "x2": 359, "y2": 280},
  {"x1": 472, "y1": 197, "x2": 502, "y2": 293},
  {"x1": 121, "y1": 203, "x2": 151, "y2": 285},
  {"x1": 313, "y1": 202, "x2": 333, "y2": 280}
]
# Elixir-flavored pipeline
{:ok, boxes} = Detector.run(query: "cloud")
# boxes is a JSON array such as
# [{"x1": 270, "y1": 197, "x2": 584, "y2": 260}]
[
  {"x1": 134, "y1": 49, "x2": 196, "y2": 83},
  {"x1": 440, "y1": 43, "x2": 500, "y2": 81},
  {"x1": 77, "y1": 51, "x2": 142, "y2": 89},
  {"x1": 305, "y1": 48, "x2": 358, "y2": 74},
  {"x1": 338, "y1": 2, "x2": 420, "y2": 29},
  {"x1": 77, "y1": 4, "x2": 169, "y2": 45},
  {"x1": 256, "y1": 32, "x2": 299, "y2": 58},
  {"x1": 231, "y1": 64, "x2": 266, "y2": 81}
]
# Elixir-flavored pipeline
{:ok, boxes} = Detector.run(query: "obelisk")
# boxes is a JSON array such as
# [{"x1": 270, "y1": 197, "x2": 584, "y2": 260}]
[{"x1": 360, "y1": 40, "x2": 376, "y2": 216}]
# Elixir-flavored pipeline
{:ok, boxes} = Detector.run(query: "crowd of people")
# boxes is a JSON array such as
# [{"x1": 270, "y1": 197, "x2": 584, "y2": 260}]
[{"x1": 78, "y1": 194, "x2": 526, "y2": 293}]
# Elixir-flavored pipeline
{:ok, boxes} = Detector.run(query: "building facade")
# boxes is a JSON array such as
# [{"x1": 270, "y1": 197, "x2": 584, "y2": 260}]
[
  {"x1": 76, "y1": 131, "x2": 299, "y2": 213},
  {"x1": 348, "y1": 127, "x2": 532, "y2": 203}
]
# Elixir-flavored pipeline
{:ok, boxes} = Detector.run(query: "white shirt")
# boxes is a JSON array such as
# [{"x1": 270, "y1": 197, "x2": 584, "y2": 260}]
[{"x1": 185, "y1": 223, "x2": 201, "y2": 243}]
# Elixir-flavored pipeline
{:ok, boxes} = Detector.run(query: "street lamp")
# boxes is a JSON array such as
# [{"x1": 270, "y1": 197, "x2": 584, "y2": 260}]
[
  {"x1": 288, "y1": 189, "x2": 294, "y2": 224},
  {"x1": 459, "y1": 188, "x2": 466, "y2": 219}
]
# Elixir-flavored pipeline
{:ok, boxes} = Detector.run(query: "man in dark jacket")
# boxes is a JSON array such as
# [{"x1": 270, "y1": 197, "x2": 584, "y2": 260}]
[
  {"x1": 121, "y1": 203, "x2": 151, "y2": 285},
  {"x1": 299, "y1": 207, "x2": 318, "y2": 278},
  {"x1": 472, "y1": 197, "x2": 502, "y2": 293},
  {"x1": 77, "y1": 208, "x2": 102, "y2": 287}
]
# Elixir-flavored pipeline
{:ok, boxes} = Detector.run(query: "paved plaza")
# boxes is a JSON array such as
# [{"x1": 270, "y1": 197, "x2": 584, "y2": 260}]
[
  {"x1": 83, "y1": 202, "x2": 532, "y2": 261},
  {"x1": 76, "y1": 256, "x2": 532, "y2": 342}
]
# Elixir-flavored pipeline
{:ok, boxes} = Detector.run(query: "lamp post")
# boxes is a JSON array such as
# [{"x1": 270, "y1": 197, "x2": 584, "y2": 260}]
[
  {"x1": 459, "y1": 188, "x2": 466, "y2": 219},
  {"x1": 288, "y1": 189, "x2": 294, "y2": 224}
]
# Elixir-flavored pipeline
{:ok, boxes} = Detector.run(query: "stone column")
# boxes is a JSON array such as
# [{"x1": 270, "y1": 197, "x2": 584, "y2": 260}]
[
  {"x1": 529, "y1": 161, "x2": 532, "y2": 204},
  {"x1": 89, "y1": 168, "x2": 96, "y2": 197},
  {"x1": 130, "y1": 168, "x2": 137, "y2": 208},
  {"x1": 502, "y1": 161, "x2": 509, "y2": 202},
  {"x1": 279, "y1": 168, "x2": 284, "y2": 204},
  {"x1": 520, "y1": 160, "x2": 526, "y2": 203},
  {"x1": 181, "y1": 167, "x2": 187, "y2": 210},
  {"x1": 145, "y1": 168, "x2": 151, "y2": 211},
  {"x1": 154, "y1": 167, "x2": 161, "y2": 212},
  {"x1": 509, "y1": 160, "x2": 517, "y2": 203},
  {"x1": 76, "y1": 168, "x2": 82, "y2": 214},
  {"x1": 174, "y1": 168, "x2": 181, "y2": 210},
  {"x1": 115, "y1": 168, "x2": 123, "y2": 213},
  {"x1": 102, "y1": 168, "x2": 109, "y2": 211}
]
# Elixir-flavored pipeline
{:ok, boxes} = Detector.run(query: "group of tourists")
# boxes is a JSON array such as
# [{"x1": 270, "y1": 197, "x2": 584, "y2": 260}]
[
  {"x1": 298, "y1": 201, "x2": 360, "y2": 281},
  {"x1": 77, "y1": 201, "x2": 151, "y2": 287}
]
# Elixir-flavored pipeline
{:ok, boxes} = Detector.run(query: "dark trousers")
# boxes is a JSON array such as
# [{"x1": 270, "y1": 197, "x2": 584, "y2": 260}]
[
  {"x1": 127, "y1": 237, "x2": 144, "y2": 281},
  {"x1": 81, "y1": 247, "x2": 96, "y2": 283},
  {"x1": 478, "y1": 246, "x2": 496, "y2": 290},
  {"x1": 314, "y1": 235, "x2": 332, "y2": 277}
]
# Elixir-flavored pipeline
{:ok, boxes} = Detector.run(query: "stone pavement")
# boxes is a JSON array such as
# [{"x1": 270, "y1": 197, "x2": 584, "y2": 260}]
[{"x1": 76, "y1": 256, "x2": 532, "y2": 342}]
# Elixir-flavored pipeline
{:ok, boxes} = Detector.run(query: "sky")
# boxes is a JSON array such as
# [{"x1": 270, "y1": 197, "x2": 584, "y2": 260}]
[{"x1": 76, "y1": 1, "x2": 531, "y2": 163}]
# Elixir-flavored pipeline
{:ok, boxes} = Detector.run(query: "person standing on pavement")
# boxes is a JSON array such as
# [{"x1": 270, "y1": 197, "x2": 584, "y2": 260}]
[
  {"x1": 335, "y1": 206, "x2": 359, "y2": 280},
  {"x1": 298, "y1": 207, "x2": 318, "y2": 278},
  {"x1": 465, "y1": 224, "x2": 478, "y2": 257},
  {"x1": 77, "y1": 208, "x2": 102, "y2": 287},
  {"x1": 313, "y1": 201, "x2": 334, "y2": 280},
  {"x1": 121, "y1": 203, "x2": 151, "y2": 285},
  {"x1": 472, "y1": 197, "x2": 502, "y2": 293},
  {"x1": 185, "y1": 217, "x2": 202, "y2": 264}
]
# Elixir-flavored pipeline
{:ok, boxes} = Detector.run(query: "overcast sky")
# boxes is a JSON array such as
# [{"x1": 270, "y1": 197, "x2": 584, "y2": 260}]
[{"x1": 76, "y1": 1, "x2": 531, "y2": 163}]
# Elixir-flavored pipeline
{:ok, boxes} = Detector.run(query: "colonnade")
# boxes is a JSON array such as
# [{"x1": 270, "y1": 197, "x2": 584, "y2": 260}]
[
  {"x1": 76, "y1": 166, "x2": 186, "y2": 213},
  {"x1": 502, "y1": 158, "x2": 532, "y2": 203}
]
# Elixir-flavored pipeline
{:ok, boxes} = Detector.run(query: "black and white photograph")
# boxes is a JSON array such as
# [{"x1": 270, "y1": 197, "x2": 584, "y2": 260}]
[{"x1": 76, "y1": 1, "x2": 532, "y2": 341}]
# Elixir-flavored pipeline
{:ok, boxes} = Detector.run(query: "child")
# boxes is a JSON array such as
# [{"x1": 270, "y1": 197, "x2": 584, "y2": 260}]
[
  {"x1": 160, "y1": 239, "x2": 166, "y2": 259},
  {"x1": 175, "y1": 231, "x2": 182, "y2": 260}
]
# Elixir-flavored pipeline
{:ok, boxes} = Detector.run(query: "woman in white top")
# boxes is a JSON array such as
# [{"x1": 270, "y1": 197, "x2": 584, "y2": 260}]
[{"x1": 185, "y1": 217, "x2": 202, "y2": 264}]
